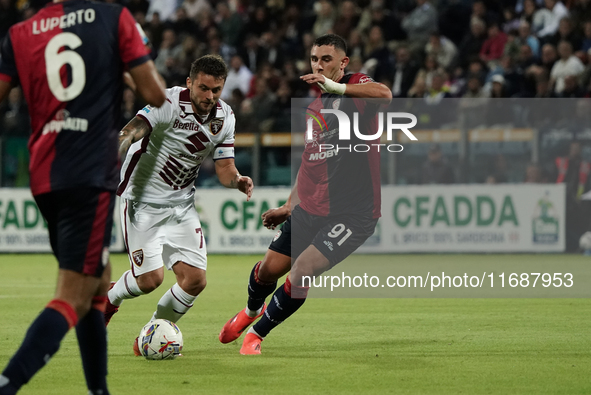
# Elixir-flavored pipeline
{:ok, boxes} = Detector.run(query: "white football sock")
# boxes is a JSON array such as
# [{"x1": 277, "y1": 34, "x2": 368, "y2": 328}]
[
  {"x1": 152, "y1": 283, "x2": 197, "y2": 323},
  {"x1": 246, "y1": 326, "x2": 264, "y2": 339},
  {"x1": 108, "y1": 270, "x2": 145, "y2": 306},
  {"x1": 245, "y1": 305, "x2": 263, "y2": 318}
]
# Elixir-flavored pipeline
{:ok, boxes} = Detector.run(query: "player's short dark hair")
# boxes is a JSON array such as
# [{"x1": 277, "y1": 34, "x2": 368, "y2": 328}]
[
  {"x1": 190, "y1": 55, "x2": 228, "y2": 80},
  {"x1": 313, "y1": 34, "x2": 347, "y2": 55}
]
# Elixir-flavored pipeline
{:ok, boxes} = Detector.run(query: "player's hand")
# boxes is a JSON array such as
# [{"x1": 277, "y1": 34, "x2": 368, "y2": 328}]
[
  {"x1": 262, "y1": 205, "x2": 290, "y2": 230},
  {"x1": 300, "y1": 73, "x2": 346, "y2": 95},
  {"x1": 237, "y1": 175, "x2": 253, "y2": 201}
]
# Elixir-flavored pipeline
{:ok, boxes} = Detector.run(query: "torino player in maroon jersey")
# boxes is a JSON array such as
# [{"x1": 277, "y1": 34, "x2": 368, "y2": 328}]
[
  {"x1": 0, "y1": 0, "x2": 165, "y2": 394},
  {"x1": 219, "y1": 34, "x2": 392, "y2": 355}
]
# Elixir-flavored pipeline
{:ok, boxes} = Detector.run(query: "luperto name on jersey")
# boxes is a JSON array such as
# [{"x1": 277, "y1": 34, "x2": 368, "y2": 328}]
[{"x1": 33, "y1": 9, "x2": 96, "y2": 34}]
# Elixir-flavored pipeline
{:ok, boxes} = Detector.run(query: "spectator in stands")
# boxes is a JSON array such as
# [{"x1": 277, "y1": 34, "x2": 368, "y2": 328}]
[
  {"x1": 471, "y1": 0, "x2": 498, "y2": 26},
  {"x1": 408, "y1": 78, "x2": 428, "y2": 98},
  {"x1": 480, "y1": 21, "x2": 509, "y2": 64},
  {"x1": 490, "y1": 74, "x2": 509, "y2": 97},
  {"x1": 572, "y1": 0, "x2": 591, "y2": 32},
  {"x1": 391, "y1": 45, "x2": 420, "y2": 97},
  {"x1": 526, "y1": 42, "x2": 558, "y2": 80},
  {"x1": 580, "y1": 20, "x2": 591, "y2": 53},
  {"x1": 172, "y1": 6, "x2": 198, "y2": 37},
  {"x1": 146, "y1": 11, "x2": 165, "y2": 49},
  {"x1": 550, "y1": 40, "x2": 585, "y2": 93},
  {"x1": 499, "y1": 54, "x2": 526, "y2": 96},
  {"x1": 147, "y1": 0, "x2": 177, "y2": 22},
  {"x1": 517, "y1": 20, "x2": 541, "y2": 58},
  {"x1": 182, "y1": 0, "x2": 212, "y2": 21},
  {"x1": 333, "y1": 1, "x2": 360, "y2": 39},
  {"x1": 207, "y1": 33, "x2": 234, "y2": 65},
  {"x1": 402, "y1": 0, "x2": 438, "y2": 52},
  {"x1": 177, "y1": 36, "x2": 203, "y2": 75},
  {"x1": 425, "y1": 71, "x2": 452, "y2": 102},
  {"x1": 239, "y1": 34, "x2": 264, "y2": 73},
  {"x1": 0, "y1": 87, "x2": 29, "y2": 137},
  {"x1": 546, "y1": 17, "x2": 582, "y2": 51},
  {"x1": 524, "y1": 163, "x2": 546, "y2": 182},
  {"x1": 195, "y1": 6, "x2": 216, "y2": 37},
  {"x1": 154, "y1": 29, "x2": 182, "y2": 76},
  {"x1": 243, "y1": 6, "x2": 272, "y2": 38},
  {"x1": 579, "y1": 47, "x2": 591, "y2": 87},
  {"x1": 364, "y1": 25, "x2": 391, "y2": 77},
  {"x1": 503, "y1": 8, "x2": 521, "y2": 33},
  {"x1": 537, "y1": 0, "x2": 569, "y2": 38},
  {"x1": 216, "y1": 2, "x2": 243, "y2": 48},
  {"x1": 260, "y1": 31, "x2": 285, "y2": 71},
  {"x1": 421, "y1": 144, "x2": 455, "y2": 184},
  {"x1": 414, "y1": 54, "x2": 442, "y2": 91},
  {"x1": 464, "y1": 73, "x2": 489, "y2": 98},
  {"x1": 522, "y1": 0, "x2": 553, "y2": 36},
  {"x1": 365, "y1": 1, "x2": 406, "y2": 41},
  {"x1": 458, "y1": 17, "x2": 488, "y2": 68},
  {"x1": 222, "y1": 55, "x2": 253, "y2": 100},
  {"x1": 270, "y1": 79, "x2": 292, "y2": 132},
  {"x1": 312, "y1": 0, "x2": 336, "y2": 38},
  {"x1": 556, "y1": 74, "x2": 584, "y2": 96},
  {"x1": 281, "y1": 4, "x2": 304, "y2": 56},
  {"x1": 426, "y1": 32, "x2": 458, "y2": 70},
  {"x1": 347, "y1": 29, "x2": 365, "y2": 59}
]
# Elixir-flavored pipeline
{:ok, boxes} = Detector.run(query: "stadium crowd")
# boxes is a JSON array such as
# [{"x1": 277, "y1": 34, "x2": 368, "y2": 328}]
[{"x1": 2, "y1": 0, "x2": 591, "y2": 186}]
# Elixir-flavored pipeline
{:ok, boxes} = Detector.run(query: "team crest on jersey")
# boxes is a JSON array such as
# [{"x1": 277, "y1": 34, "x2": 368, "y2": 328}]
[
  {"x1": 210, "y1": 119, "x2": 224, "y2": 135},
  {"x1": 332, "y1": 99, "x2": 341, "y2": 109},
  {"x1": 132, "y1": 250, "x2": 144, "y2": 266},
  {"x1": 273, "y1": 229, "x2": 282, "y2": 242}
]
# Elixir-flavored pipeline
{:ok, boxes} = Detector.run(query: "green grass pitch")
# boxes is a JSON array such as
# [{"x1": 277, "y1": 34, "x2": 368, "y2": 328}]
[{"x1": 1, "y1": 254, "x2": 590, "y2": 394}]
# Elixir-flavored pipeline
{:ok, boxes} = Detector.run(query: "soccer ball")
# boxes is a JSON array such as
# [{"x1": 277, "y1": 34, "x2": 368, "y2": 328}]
[
  {"x1": 579, "y1": 231, "x2": 591, "y2": 250},
  {"x1": 138, "y1": 319, "x2": 183, "y2": 360}
]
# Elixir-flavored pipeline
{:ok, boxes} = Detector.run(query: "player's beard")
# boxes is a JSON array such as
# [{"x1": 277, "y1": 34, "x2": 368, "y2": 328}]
[{"x1": 193, "y1": 99, "x2": 215, "y2": 116}]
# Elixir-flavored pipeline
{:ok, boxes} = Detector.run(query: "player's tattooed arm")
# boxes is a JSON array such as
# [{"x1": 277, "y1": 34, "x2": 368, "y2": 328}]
[
  {"x1": 118, "y1": 116, "x2": 151, "y2": 159},
  {"x1": 215, "y1": 158, "x2": 253, "y2": 201}
]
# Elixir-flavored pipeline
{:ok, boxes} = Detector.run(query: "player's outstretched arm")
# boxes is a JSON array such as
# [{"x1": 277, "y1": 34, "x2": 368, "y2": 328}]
[
  {"x1": 214, "y1": 158, "x2": 253, "y2": 201},
  {"x1": 300, "y1": 74, "x2": 392, "y2": 104},
  {"x1": 118, "y1": 116, "x2": 151, "y2": 160},
  {"x1": 128, "y1": 61, "x2": 166, "y2": 107}
]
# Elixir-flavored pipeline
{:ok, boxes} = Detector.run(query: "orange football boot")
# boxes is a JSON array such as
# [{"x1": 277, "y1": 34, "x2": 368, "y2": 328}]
[{"x1": 219, "y1": 304, "x2": 266, "y2": 344}]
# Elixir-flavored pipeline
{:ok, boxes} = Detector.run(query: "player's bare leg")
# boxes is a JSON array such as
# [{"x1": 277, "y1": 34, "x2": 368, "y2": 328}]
[
  {"x1": 220, "y1": 249, "x2": 290, "y2": 344},
  {"x1": 0, "y1": 267, "x2": 110, "y2": 395},
  {"x1": 105, "y1": 267, "x2": 164, "y2": 325},
  {"x1": 241, "y1": 246, "x2": 330, "y2": 355}
]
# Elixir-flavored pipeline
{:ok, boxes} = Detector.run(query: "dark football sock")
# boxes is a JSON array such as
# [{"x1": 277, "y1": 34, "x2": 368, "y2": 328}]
[
  {"x1": 252, "y1": 277, "x2": 307, "y2": 338},
  {"x1": 0, "y1": 300, "x2": 77, "y2": 394},
  {"x1": 76, "y1": 297, "x2": 109, "y2": 395},
  {"x1": 247, "y1": 261, "x2": 277, "y2": 312}
]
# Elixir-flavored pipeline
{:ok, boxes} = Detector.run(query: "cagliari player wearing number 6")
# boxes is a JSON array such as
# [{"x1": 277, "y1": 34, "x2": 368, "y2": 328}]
[
  {"x1": 0, "y1": 0, "x2": 165, "y2": 394},
  {"x1": 104, "y1": 55, "x2": 253, "y2": 356}
]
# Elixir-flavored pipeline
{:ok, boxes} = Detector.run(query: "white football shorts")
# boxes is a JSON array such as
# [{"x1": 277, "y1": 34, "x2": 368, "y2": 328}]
[{"x1": 121, "y1": 199, "x2": 207, "y2": 276}]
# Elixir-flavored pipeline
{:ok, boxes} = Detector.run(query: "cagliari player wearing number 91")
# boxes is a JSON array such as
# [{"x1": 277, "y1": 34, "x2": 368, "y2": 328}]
[{"x1": 0, "y1": 0, "x2": 165, "y2": 394}]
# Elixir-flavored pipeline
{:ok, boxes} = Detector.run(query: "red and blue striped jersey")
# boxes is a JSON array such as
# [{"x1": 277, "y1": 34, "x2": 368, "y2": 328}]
[
  {"x1": 0, "y1": 0, "x2": 150, "y2": 195},
  {"x1": 298, "y1": 73, "x2": 382, "y2": 219}
]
